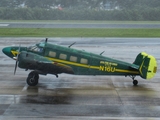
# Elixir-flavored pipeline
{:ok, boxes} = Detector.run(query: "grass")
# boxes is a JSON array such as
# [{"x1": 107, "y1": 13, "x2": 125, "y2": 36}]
[{"x1": 0, "y1": 28, "x2": 160, "y2": 37}]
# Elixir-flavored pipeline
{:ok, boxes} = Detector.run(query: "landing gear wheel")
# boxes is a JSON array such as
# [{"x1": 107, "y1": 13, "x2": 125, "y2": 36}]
[
  {"x1": 26, "y1": 71, "x2": 39, "y2": 86},
  {"x1": 133, "y1": 80, "x2": 138, "y2": 86}
]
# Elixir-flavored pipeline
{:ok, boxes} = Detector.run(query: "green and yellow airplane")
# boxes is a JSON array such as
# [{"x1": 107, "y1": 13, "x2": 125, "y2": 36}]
[{"x1": 2, "y1": 38, "x2": 157, "y2": 86}]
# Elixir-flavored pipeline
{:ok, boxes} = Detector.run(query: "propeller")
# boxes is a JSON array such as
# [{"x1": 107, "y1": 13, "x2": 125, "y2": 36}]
[{"x1": 14, "y1": 45, "x2": 21, "y2": 75}]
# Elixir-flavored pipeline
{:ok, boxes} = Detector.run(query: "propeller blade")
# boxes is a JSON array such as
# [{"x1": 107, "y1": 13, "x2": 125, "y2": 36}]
[
  {"x1": 14, "y1": 45, "x2": 21, "y2": 75},
  {"x1": 14, "y1": 61, "x2": 18, "y2": 75}
]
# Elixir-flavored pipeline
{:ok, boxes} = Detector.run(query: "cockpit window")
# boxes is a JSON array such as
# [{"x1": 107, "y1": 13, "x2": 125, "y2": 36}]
[
  {"x1": 28, "y1": 45, "x2": 43, "y2": 53},
  {"x1": 39, "y1": 42, "x2": 45, "y2": 47}
]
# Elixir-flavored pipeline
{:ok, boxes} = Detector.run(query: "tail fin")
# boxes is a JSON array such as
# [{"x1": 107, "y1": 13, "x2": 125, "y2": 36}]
[{"x1": 134, "y1": 52, "x2": 157, "y2": 79}]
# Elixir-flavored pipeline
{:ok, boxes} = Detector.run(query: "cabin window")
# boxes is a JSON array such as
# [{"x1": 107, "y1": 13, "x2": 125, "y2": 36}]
[
  {"x1": 70, "y1": 56, "x2": 77, "y2": 62},
  {"x1": 80, "y1": 58, "x2": 88, "y2": 64},
  {"x1": 49, "y1": 51, "x2": 56, "y2": 58},
  {"x1": 59, "y1": 54, "x2": 67, "y2": 60}
]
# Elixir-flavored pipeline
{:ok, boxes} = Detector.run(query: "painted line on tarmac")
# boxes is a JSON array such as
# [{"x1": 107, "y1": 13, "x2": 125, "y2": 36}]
[{"x1": 0, "y1": 24, "x2": 9, "y2": 26}]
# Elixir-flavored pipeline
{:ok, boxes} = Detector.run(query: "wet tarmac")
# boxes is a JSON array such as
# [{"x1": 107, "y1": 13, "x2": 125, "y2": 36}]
[
  {"x1": 1, "y1": 22, "x2": 160, "y2": 28},
  {"x1": 0, "y1": 38, "x2": 160, "y2": 120}
]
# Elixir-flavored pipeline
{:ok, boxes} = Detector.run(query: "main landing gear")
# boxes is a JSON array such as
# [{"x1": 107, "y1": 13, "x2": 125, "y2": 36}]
[
  {"x1": 26, "y1": 71, "x2": 58, "y2": 86},
  {"x1": 26, "y1": 71, "x2": 39, "y2": 86},
  {"x1": 130, "y1": 75, "x2": 138, "y2": 86}
]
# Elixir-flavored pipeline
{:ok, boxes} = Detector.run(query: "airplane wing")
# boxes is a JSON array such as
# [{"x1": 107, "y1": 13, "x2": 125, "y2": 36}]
[{"x1": 18, "y1": 51, "x2": 74, "y2": 75}]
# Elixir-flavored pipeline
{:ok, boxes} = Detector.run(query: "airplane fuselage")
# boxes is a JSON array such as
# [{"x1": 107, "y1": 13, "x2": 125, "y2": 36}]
[{"x1": 27, "y1": 42, "x2": 139, "y2": 76}]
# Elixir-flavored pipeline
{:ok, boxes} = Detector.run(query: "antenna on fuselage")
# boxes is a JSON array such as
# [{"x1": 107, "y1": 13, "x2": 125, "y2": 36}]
[
  {"x1": 100, "y1": 51, "x2": 105, "y2": 55},
  {"x1": 45, "y1": 38, "x2": 48, "y2": 43},
  {"x1": 68, "y1": 42, "x2": 76, "y2": 48}
]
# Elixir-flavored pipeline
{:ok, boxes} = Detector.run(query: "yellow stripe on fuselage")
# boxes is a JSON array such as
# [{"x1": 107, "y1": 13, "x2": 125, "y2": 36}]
[
  {"x1": 115, "y1": 69, "x2": 139, "y2": 74},
  {"x1": 47, "y1": 57, "x2": 99, "y2": 69},
  {"x1": 46, "y1": 57, "x2": 139, "y2": 74}
]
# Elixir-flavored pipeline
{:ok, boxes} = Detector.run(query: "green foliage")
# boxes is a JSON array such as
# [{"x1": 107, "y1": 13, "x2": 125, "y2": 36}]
[
  {"x1": 0, "y1": 0, "x2": 160, "y2": 10},
  {"x1": 0, "y1": 0, "x2": 160, "y2": 21},
  {"x1": 0, "y1": 7, "x2": 160, "y2": 21}
]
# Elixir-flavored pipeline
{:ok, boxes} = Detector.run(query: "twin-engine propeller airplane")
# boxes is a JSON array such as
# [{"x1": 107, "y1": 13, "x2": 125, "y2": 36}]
[{"x1": 2, "y1": 38, "x2": 157, "y2": 86}]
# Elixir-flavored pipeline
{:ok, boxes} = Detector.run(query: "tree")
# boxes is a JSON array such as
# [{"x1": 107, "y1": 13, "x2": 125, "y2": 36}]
[
  {"x1": 25, "y1": 0, "x2": 54, "y2": 8},
  {"x1": 1, "y1": 0, "x2": 160, "y2": 10}
]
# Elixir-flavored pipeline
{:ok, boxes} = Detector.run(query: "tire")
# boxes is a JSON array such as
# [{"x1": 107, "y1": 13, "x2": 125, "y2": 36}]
[
  {"x1": 26, "y1": 71, "x2": 39, "y2": 86},
  {"x1": 133, "y1": 80, "x2": 138, "y2": 86}
]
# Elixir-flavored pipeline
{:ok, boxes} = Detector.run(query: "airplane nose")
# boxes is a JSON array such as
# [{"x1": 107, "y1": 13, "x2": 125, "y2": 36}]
[{"x1": 2, "y1": 47, "x2": 12, "y2": 57}]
